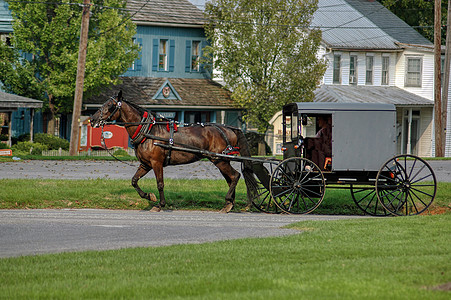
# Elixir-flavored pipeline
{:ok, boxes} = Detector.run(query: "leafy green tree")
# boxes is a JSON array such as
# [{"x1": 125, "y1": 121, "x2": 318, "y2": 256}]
[
  {"x1": 0, "y1": 0, "x2": 140, "y2": 133},
  {"x1": 378, "y1": 0, "x2": 448, "y2": 43},
  {"x1": 204, "y1": 0, "x2": 326, "y2": 132}
]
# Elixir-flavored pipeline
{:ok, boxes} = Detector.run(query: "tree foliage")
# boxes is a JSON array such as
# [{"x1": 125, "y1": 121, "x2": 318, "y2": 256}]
[
  {"x1": 0, "y1": 0, "x2": 139, "y2": 130},
  {"x1": 378, "y1": 0, "x2": 448, "y2": 44},
  {"x1": 204, "y1": 0, "x2": 326, "y2": 132}
]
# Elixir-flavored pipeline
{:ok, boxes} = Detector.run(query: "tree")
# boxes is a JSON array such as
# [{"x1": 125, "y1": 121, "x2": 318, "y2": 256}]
[
  {"x1": 378, "y1": 0, "x2": 448, "y2": 43},
  {"x1": 0, "y1": 0, "x2": 140, "y2": 134},
  {"x1": 204, "y1": 0, "x2": 326, "y2": 132}
]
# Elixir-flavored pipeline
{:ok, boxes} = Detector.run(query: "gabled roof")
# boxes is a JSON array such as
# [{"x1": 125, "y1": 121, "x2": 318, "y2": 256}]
[
  {"x1": 83, "y1": 77, "x2": 237, "y2": 109},
  {"x1": 314, "y1": 85, "x2": 433, "y2": 106},
  {"x1": 313, "y1": 0, "x2": 432, "y2": 50},
  {"x1": 127, "y1": 0, "x2": 205, "y2": 26}
]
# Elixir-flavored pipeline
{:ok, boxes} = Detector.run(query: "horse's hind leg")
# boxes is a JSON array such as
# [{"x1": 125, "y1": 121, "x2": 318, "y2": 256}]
[
  {"x1": 214, "y1": 160, "x2": 241, "y2": 213},
  {"x1": 132, "y1": 164, "x2": 157, "y2": 204}
]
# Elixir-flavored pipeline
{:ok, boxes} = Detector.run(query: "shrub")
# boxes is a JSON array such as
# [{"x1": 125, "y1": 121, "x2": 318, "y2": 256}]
[
  {"x1": 34, "y1": 133, "x2": 70, "y2": 150},
  {"x1": 113, "y1": 148, "x2": 129, "y2": 156},
  {"x1": 11, "y1": 141, "x2": 48, "y2": 155},
  {"x1": 245, "y1": 131, "x2": 271, "y2": 156},
  {"x1": 0, "y1": 142, "x2": 10, "y2": 149}
]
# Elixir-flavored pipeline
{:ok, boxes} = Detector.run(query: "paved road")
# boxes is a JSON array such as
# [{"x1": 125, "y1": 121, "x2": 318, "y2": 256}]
[
  {"x1": 0, "y1": 160, "x2": 241, "y2": 180},
  {"x1": 1, "y1": 159, "x2": 450, "y2": 181},
  {"x1": 0, "y1": 209, "x2": 366, "y2": 258}
]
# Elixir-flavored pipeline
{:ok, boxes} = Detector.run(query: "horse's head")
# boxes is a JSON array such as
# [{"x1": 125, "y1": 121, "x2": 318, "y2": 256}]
[{"x1": 90, "y1": 91, "x2": 123, "y2": 128}]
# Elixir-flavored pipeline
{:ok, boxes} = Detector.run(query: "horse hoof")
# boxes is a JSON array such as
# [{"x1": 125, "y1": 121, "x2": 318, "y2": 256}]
[
  {"x1": 147, "y1": 193, "x2": 157, "y2": 202},
  {"x1": 149, "y1": 206, "x2": 161, "y2": 212},
  {"x1": 220, "y1": 203, "x2": 234, "y2": 213}
]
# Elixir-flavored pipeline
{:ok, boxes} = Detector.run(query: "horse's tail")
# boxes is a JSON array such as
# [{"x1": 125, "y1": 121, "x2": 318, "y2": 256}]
[{"x1": 230, "y1": 127, "x2": 258, "y2": 207}]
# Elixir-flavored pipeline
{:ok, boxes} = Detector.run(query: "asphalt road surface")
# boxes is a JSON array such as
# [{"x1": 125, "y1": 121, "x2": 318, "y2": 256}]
[
  {"x1": 0, "y1": 209, "x2": 367, "y2": 258},
  {"x1": 1, "y1": 159, "x2": 450, "y2": 181}
]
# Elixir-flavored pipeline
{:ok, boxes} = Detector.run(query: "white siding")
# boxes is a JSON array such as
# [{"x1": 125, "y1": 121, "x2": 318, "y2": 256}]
[{"x1": 395, "y1": 50, "x2": 434, "y2": 100}]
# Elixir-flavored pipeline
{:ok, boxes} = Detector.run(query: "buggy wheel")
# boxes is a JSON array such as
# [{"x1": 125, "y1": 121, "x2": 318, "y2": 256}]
[
  {"x1": 375, "y1": 155, "x2": 437, "y2": 216},
  {"x1": 350, "y1": 185, "x2": 390, "y2": 216},
  {"x1": 243, "y1": 161, "x2": 282, "y2": 214},
  {"x1": 270, "y1": 157, "x2": 325, "y2": 214}
]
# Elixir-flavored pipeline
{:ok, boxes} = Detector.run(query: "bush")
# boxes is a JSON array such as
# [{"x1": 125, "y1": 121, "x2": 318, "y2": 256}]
[
  {"x1": 245, "y1": 131, "x2": 271, "y2": 156},
  {"x1": 34, "y1": 133, "x2": 70, "y2": 150},
  {"x1": 0, "y1": 134, "x2": 8, "y2": 141},
  {"x1": 0, "y1": 142, "x2": 10, "y2": 149},
  {"x1": 11, "y1": 141, "x2": 48, "y2": 155},
  {"x1": 113, "y1": 148, "x2": 129, "y2": 156}
]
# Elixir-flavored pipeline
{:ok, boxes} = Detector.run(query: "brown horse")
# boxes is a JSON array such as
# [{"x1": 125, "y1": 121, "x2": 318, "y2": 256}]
[{"x1": 90, "y1": 91, "x2": 255, "y2": 212}]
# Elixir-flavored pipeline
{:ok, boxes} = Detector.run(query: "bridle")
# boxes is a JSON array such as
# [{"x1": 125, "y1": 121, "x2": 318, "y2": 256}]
[{"x1": 99, "y1": 96, "x2": 122, "y2": 126}]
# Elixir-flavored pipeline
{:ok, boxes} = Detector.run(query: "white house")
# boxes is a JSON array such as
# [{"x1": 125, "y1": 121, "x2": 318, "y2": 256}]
[{"x1": 267, "y1": 0, "x2": 449, "y2": 157}]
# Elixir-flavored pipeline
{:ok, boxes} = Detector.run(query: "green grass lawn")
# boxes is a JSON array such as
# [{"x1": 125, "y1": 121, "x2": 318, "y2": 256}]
[
  {"x1": 0, "y1": 215, "x2": 450, "y2": 299},
  {"x1": 1, "y1": 178, "x2": 450, "y2": 215}
]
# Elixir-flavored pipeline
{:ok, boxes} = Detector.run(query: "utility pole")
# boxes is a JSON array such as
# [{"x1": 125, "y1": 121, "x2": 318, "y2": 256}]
[
  {"x1": 434, "y1": 0, "x2": 443, "y2": 157},
  {"x1": 69, "y1": 0, "x2": 91, "y2": 156},
  {"x1": 442, "y1": 0, "x2": 451, "y2": 156}
]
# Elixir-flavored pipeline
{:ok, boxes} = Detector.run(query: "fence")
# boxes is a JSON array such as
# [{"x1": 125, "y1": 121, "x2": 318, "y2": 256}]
[{"x1": 42, "y1": 148, "x2": 136, "y2": 157}]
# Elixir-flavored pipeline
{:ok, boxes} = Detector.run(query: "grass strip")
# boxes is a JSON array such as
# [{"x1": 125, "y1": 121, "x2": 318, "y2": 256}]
[
  {"x1": 1, "y1": 179, "x2": 450, "y2": 215},
  {"x1": 0, "y1": 215, "x2": 450, "y2": 299}
]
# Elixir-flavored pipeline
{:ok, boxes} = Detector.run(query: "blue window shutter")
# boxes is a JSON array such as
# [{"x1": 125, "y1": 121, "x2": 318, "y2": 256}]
[
  {"x1": 185, "y1": 40, "x2": 191, "y2": 72},
  {"x1": 169, "y1": 40, "x2": 175, "y2": 72},
  {"x1": 152, "y1": 39, "x2": 159, "y2": 71},
  {"x1": 200, "y1": 40, "x2": 208, "y2": 73},
  {"x1": 135, "y1": 38, "x2": 143, "y2": 71}
]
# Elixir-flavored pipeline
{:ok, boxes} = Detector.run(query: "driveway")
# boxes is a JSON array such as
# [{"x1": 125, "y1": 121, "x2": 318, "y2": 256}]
[{"x1": 0, "y1": 209, "x2": 367, "y2": 258}]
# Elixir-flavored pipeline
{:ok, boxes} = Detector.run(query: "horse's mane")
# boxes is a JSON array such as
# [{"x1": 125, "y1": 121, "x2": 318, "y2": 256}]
[{"x1": 121, "y1": 98, "x2": 147, "y2": 115}]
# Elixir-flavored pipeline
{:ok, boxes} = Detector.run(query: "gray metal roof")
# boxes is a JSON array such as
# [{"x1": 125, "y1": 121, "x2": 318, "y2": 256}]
[
  {"x1": 127, "y1": 0, "x2": 205, "y2": 26},
  {"x1": 286, "y1": 102, "x2": 395, "y2": 113},
  {"x1": 312, "y1": 0, "x2": 432, "y2": 50},
  {"x1": 314, "y1": 85, "x2": 434, "y2": 106},
  {"x1": 0, "y1": 91, "x2": 43, "y2": 110}
]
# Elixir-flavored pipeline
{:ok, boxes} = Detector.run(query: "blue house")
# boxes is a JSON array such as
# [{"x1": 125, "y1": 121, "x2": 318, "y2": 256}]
[
  {"x1": 1, "y1": 0, "x2": 241, "y2": 144},
  {"x1": 83, "y1": 0, "x2": 241, "y2": 127}
]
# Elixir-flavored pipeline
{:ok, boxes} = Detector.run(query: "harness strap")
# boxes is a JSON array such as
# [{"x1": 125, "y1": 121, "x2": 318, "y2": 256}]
[
  {"x1": 211, "y1": 124, "x2": 240, "y2": 155},
  {"x1": 164, "y1": 120, "x2": 177, "y2": 166},
  {"x1": 131, "y1": 112, "x2": 154, "y2": 145}
]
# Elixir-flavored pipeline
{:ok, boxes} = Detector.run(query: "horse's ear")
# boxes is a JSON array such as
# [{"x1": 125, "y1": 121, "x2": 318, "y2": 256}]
[{"x1": 118, "y1": 90, "x2": 123, "y2": 101}]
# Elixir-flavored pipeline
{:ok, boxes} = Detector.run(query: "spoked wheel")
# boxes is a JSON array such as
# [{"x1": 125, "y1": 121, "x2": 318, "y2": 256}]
[
  {"x1": 375, "y1": 154, "x2": 437, "y2": 216},
  {"x1": 242, "y1": 161, "x2": 282, "y2": 214},
  {"x1": 350, "y1": 185, "x2": 390, "y2": 216},
  {"x1": 270, "y1": 157, "x2": 325, "y2": 214}
]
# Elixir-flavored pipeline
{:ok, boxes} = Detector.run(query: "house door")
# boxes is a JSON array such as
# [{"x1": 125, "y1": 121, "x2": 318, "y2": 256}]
[{"x1": 402, "y1": 109, "x2": 420, "y2": 155}]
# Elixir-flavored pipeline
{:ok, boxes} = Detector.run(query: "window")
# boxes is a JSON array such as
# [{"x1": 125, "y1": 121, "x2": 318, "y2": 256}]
[
  {"x1": 333, "y1": 54, "x2": 341, "y2": 84},
  {"x1": 191, "y1": 41, "x2": 200, "y2": 71},
  {"x1": 349, "y1": 55, "x2": 357, "y2": 85},
  {"x1": 382, "y1": 56, "x2": 389, "y2": 85},
  {"x1": 129, "y1": 38, "x2": 142, "y2": 71},
  {"x1": 405, "y1": 57, "x2": 422, "y2": 87},
  {"x1": 159, "y1": 39, "x2": 168, "y2": 71},
  {"x1": 366, "y1": 56, "x2": 373, "y2": 85}
]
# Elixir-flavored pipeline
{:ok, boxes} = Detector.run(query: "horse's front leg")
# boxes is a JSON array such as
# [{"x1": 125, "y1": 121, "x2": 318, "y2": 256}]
[
  {"x1": 132, "y1": 164, "x2": 157, "y2": 203},
  {"x1": 150, "y1": 161, "x2": 165, "y2": 212}
]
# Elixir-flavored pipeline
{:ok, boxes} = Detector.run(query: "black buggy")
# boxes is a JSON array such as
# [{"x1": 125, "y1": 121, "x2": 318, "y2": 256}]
[{"x1": 247, "y1": 102, "x2": 437, "y2": 216}]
